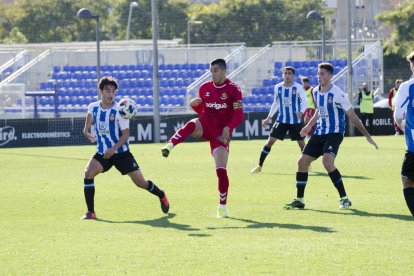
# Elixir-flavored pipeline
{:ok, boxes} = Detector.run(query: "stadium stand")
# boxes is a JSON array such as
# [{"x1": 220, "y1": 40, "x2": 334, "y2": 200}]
[
  {"x1": 37, "y1": 63, "x2": 210, "y2": 113},
  {"x1": 33, "y1": 59, "x2": 348, "y2": 114},
  {"x1": 242, "y1": 59, "x2": 348, "y2": 112}
]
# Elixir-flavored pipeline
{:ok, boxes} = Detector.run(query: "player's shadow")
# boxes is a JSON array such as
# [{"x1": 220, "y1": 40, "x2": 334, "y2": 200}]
[
  {"x1": 258, "y1": 172, "x2": 370, "y2": 180},
  {"x1": 207, "y1": 217, "x2": 336, "y2": 233},
  {"x1": 97, "y1": 213, "x2": 201, "y2": 232},
  {"x1": 0, "y1": 151, "x2": 89, "y2": 161},
  {"x1": 307, "y1": 208, "x2": 413, "y2": 221},
  {"x1": 309, "y1": 171, "x2": 371, "y2": 180}
]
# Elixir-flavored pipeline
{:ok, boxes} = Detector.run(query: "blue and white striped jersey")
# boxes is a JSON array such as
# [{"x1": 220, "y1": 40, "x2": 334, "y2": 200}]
[
  {"x1": 88, "y1": 100, "x2": 130, "y2": 154},
  {"x1": 313, "y1": 84, "x2": 352, "y2": 136},
  {"x1": 268, "y1": 82, "x2": 307, "y2": 124},
  {"x1": 394, "y1": 78, "x2": 414, "y2": 153}
]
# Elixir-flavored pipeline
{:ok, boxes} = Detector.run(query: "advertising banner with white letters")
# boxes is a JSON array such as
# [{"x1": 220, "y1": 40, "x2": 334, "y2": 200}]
[{"x1": 0, "y1": 108, "x2": 396, "y2": 148}]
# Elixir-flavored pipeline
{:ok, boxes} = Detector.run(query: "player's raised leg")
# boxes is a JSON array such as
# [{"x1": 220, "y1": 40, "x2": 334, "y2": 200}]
[{"x1": 162, "y1": 119, "x2": 202, "y2": 158}]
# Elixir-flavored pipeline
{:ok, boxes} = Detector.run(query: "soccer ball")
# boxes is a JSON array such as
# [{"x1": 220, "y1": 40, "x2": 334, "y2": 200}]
[{"x1": 118, "y1": 98, "x2": 138, "y2": 119}]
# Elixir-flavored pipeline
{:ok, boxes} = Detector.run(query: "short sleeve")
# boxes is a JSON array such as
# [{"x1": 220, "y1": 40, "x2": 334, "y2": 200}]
[
  {"x1": 336, "y1": 90, "x2": 352, "y2": 111},
  {"x1": 117, "y1": 113, "x2": 130, "y2": 130},
  {"x1": 87, "y1": 103, "x2": 94, "y2": 114}
]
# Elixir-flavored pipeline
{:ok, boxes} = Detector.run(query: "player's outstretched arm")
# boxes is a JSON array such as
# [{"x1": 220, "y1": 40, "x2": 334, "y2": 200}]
[
  {"x1": 83, "y1": 113, "x2": 96, "y2": 143},
  {"x1": 190, "y1": 97, "x2": 202, "y2": 107},
  {"x1": 262, "y1": 117, "x2": 272, "y2": 128},
  {"x1": 190, "y1": 97, "x2": 203, "y2": 114},
  {"x1": 300, "y1": 109, "x2": 318, "y2": 137},
  {"x1": 346, "y1": 108, "x2": 378, "y2": 149}
]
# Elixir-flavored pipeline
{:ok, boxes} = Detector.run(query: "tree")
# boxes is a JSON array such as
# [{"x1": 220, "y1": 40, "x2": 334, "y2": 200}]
[
  {"x1": 0, "y1": 0, "x2": 122, "y2": 43},
  {"x1": 3, "y1": 27, "x2": 28, "y2": 44},
  {"x1": 112, "y1": 0, "x2": 189, "y2": 41},
  {"x1": 376, "y1": 2, "x2": 414, "y2": 56},
  {"x1": 189, "y1": 0, "x2": 326, "y2": 46},
  {"x1": 0, "y1": 0, "x2": 328, "y2": 46}
]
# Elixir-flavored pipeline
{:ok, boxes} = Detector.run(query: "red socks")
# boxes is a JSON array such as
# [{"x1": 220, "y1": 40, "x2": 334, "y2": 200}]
[
  {"x1": 169, "y1": 121, "x2": 196, "y2": 146},
  {"x1": 216, "y1": 167, "x2": 229, "y2": 205}
]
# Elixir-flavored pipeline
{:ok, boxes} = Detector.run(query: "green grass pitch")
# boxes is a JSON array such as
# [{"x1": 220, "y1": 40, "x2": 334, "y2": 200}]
[{"x1": 1, "y1": 136, "x2": 413, "y2": 274}]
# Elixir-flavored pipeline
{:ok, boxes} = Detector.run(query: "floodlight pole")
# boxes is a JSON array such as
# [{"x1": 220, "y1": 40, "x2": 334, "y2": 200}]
[
  {"x1": 321, "y1": 17, "x2": 326, "y2": 62},
  {"x1": 187, "y1": 18, "x2": 203, "y2": 48},
  {"x1": 347, "y1": 0, "x2": 355, "y2": 135},
  {"x1": 126, "y1": 2, "x2": 139, "y2": 40},
  {"x1": 77, "y1": 8, "x2": 101, "y2": 99},
  {"x1": 151, "y1": 0, "x2": 160, "y2": 143},
  {"x1": 95, "y1": 16, "x2": 101, "y2": 85},
  {"x1": 306, "y1": 11, "x2": 326, "y2": 61}
]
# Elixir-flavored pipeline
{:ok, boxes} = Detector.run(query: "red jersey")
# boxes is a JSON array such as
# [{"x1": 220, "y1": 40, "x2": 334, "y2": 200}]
[{"x1": 198, "y1": 78, "x2": 244, "y2": 131}]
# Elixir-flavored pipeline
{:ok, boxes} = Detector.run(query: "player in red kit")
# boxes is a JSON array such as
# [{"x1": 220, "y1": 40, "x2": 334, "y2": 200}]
[{"x1": 161, "y1": 58, "x2": 244, "y2": 218}]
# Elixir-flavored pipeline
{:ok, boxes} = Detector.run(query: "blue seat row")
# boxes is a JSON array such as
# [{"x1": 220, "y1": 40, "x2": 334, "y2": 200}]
[
  {"x1": 54, "y1": 63, "x2": 209, "y2": 73},
  {"x1": 51, "y1": 69, "x2": 207, "y2": 81}
]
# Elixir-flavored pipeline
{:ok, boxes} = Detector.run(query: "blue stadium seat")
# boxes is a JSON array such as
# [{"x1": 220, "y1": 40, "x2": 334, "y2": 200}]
[
  {"x1": 251, "y1": 87, "x2": 260, "y2": 95},
  {"x1": 183, "y1": 78, "x2": 192, "y2": 86},
  {"x1": 285, "y1": 61, "x2": 294, "y2": 67},
  {"x1": 53, "y1": 66, "x2": 61, "y2": 73},
  {"x1": 274, "y1": 69, "x2": 283, "y2": 76},
  {"x1": 309, "y1": 60, "x2": 320, "y2": 67},
  {"x1": 160, "y1": 96, "x2": 169, "y2": 105},
  {"x1": 173, "y1": 64, "x2": 182, "y2": 70},
  {"x1": 267, "y1": 86, "x2": 274, "y2": 94},
  {"x1": 167, "y1": 79, "x2": 176, "y2": 87},
  {"x1": 274, "y1": 61, "x2": 283, "y2": 69},
  {"x1": 292, "y1": 61, "x2": 304, "y2": 68},
  {"x1": 159, "y1": 64, "x2": 167, "y2": 70}
]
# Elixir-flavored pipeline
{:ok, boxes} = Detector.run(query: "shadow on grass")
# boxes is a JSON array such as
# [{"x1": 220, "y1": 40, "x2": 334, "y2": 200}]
[
  {"x1": 309, "y1": 171, "x2": 371, "y2": 180},
  {"x1": 307, "y1": 208, "x2": 413, "y2": 221},
  {"x1": 256, "y1": 171, "x2": 370, "y2": 180},
  {"x1": 207, "y1": 217, "x2": 336, "y2": 233},
  {"x1": 0, "y1": 151, "x2": 88, "y2": 161},
  {"x1": 97, "y1": 213, "x2": 201, "y2": 232}
]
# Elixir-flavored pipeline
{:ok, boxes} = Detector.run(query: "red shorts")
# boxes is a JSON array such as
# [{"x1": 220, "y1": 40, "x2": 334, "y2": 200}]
[
  {"x1": 199, "y1": 117, "x2": 230, "y2": 153},
  {"x1": 304, "y1": 108, "x2": 315, "y2": 119}
]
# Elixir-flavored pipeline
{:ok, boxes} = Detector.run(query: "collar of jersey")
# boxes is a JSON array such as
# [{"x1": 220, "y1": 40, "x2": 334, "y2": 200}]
[
  {"x1": 319, "y1": 84, "x2": 333, "y2": 94},
  {"x1": 100, "y1": 100, "x2": 116, "y2": 110},
  {"x1": 213, "y1": 80, "x2": 227, "y2": 89}
]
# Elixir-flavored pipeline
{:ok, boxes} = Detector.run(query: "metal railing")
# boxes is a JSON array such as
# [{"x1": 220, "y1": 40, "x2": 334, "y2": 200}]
[{"x1": 332, "y1": 40, "x2": 383, "y2": 105}]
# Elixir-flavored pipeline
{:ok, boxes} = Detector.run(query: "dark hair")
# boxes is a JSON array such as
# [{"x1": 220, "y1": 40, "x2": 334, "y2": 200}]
[
  {"x1": 406, "y1": 51, "x2": 414, "y2": 63},
  {"x1": 318, "y1": 62, "x2": 334, "y2": 74},
  {"x1": 283, "y1": 66, "x2": 295, "y2": 75},
  {"x1": 211, "y1": 58, "x2": 227, "y2": 69},
  {"x1": 98, "y1": 76, "x2": 119, "y2": 90},
  {"x1": 301, "y1": 77, "x2": 309, "y2": 82}
]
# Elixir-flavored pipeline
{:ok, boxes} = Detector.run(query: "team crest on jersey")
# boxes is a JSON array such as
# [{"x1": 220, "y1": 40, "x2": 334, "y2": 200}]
[
  {"x1": 205, "y1": 92, "x2": 210, "y2": 97},
  {"x1": 220, "y1": 92, "x2": 227, "y2": 100},
  {"x1": 328, "y1": 96, "x2": 333, "y2": 103},
  {"x1": 110, "y1": 114, "x2": 115, "y2": 121}
]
